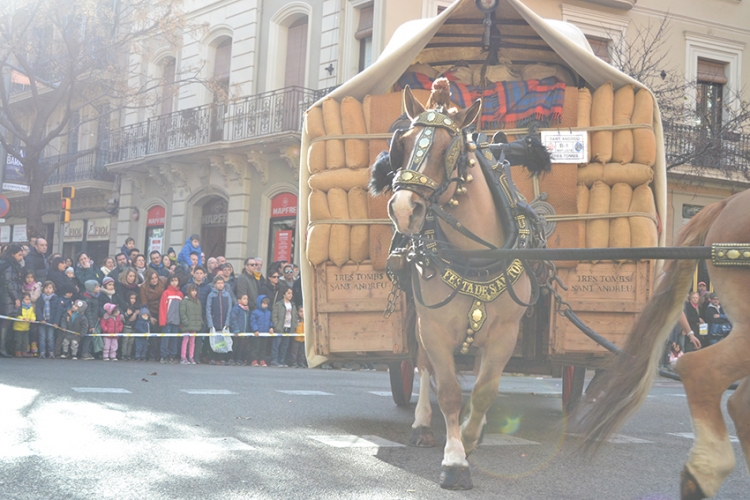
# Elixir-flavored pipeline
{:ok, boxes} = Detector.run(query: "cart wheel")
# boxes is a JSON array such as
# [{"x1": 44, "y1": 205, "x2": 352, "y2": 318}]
[
  {"x1": 389, "y1": 360, "x2": 415, "y2": 407},
  {"x1": 562, "y1": 366, "x2": 585, "y2": 414}
]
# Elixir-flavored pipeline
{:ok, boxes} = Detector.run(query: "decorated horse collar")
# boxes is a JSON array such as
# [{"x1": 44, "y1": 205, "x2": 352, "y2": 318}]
[{"x1": 410, "y1": 109, "x2": 463, "y2": 135}]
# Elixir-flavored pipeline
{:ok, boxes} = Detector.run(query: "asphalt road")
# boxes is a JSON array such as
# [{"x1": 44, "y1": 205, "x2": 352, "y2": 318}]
[{"x1": 1, "y1": 359, "x2": 747, "y2": 499}]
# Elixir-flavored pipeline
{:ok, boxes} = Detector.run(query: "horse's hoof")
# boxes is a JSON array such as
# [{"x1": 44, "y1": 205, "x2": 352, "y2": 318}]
[
  {"x1": 680, "y1": 467, "x2": 707, "y2": 500},
  {"x1": 440, "y1": 466, "x2": 473, "y2": 490},
  {"x1": 409, "y1": 426, "x2": 435, "y2": 447}
]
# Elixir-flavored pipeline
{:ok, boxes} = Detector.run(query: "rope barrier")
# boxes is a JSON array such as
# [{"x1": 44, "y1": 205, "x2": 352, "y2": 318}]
[{"x1": 0, "y1": 314, "x2": 302, "y2": 337}]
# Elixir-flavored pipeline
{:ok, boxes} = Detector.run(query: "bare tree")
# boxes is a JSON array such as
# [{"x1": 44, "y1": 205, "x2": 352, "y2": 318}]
[
  {"x1": 0, "y1": 0, "x2": 204, "y2": 237},
  {"x1": 609, "y1": 15, "x2": 750, "y2": 178}
]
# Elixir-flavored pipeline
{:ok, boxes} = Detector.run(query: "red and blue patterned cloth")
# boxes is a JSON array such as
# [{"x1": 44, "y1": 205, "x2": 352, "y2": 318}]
[{"x1": 395, "y1": 72, "x2": 565, "y2": 129}]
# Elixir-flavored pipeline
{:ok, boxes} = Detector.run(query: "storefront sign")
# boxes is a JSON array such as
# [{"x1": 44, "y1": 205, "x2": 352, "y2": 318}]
[
  {"x1": 147, "y1": 205, "x2": 166, "y2": 227},
  {"x1": 87, "y1": 218, "x2": 111, "y2": 241},
  {"x1": 271, "y1": 193, "x2": 298, "y2": 218},
  {"x1": 12, "y1": 224, "x2": 26, "y2": 242},
  {"x1": 3, "y1": 151, "x2": 29, "y2": 192},
  {"x1": 274, "y1": 230, "x2": 293, "y2": 262},
  {"x1": 201, "y1": 198, "x2": 228, "y2": 226},
  {"x1": 540, "y1": 130, "x2": 588, "y2": 163},
  {"x1": 0, "y1": 226, "x2": 10, "y2": 243},
  {"x1": 63, "y1": 220, "x2": 85, "y2": 242}
]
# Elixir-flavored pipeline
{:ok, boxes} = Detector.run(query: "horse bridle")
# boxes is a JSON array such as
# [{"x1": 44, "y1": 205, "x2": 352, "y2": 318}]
[{"x1": 390, "y1": 107, "x2": 467, "y2": 205}]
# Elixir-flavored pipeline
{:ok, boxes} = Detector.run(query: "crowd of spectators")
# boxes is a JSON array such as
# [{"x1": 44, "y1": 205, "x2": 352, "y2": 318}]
[{"x1": 0, "y1": 235, "x2": 305, "y2": 367}]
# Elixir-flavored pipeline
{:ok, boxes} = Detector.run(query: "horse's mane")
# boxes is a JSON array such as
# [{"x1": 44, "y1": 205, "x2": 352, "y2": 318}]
[{"x1": 426, "y1": 78, "x2": 454, "y2": 111}]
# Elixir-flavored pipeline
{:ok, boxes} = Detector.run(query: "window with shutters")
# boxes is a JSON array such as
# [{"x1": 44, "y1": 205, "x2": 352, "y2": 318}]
[
  {"x1": 284, "y1": 17, "x2": 308, "y2": 88},
  {"x1": 213, "y1": 38, "x2": 232, "y2": 101},
  {"x1": 356, "y1": 6, "x2": 373, "y2": 72},
  {"x1": 160, "y1": 57, "x2": 176, "y2": 116},
  {"x1": 696, "y1": 58, "x2": 726, "y2": 131},
  {"x1": 586, "y1": 35, "x2": 611, "y2": 64}
]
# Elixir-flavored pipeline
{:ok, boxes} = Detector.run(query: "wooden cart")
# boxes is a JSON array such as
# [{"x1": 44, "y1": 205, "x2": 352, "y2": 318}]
[{"x1": 299, "y1": 0, "x2": 666, "y2": 410}]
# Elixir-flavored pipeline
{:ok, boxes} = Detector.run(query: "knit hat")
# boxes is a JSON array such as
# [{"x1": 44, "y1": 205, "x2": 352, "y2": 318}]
[
  {"x1": 74, "y1": 300, "x2": 87, "y2": 313},
  {"x1": 58, "y1": 283, "x2": 76, "y2": 296},
  {"x1": 84, "y1": 280, "x2": 99, "y2": 293},
  {"x1": 103, "y1": 303, "x2": 117, "y2": 315},
  {"x1": 65, "y1": 267, "x2": 74, "y2": 274},
  {"x1": 102, "y1": 276, "x2": 115, "y2": 286}
]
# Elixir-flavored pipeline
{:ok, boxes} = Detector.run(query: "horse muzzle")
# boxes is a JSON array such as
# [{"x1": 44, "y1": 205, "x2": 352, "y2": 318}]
[{"x1": 389, "y1": 190, "x2": 426, "y2": 235}]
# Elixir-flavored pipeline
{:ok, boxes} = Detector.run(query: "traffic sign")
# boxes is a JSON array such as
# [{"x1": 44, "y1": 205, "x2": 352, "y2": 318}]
[{"x1": 0, "y1": 194, "x2": 10, "y2": 218}]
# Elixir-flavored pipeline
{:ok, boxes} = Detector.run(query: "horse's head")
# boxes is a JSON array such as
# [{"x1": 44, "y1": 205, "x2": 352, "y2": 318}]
[{"x1": 369, "y1": 80, "x2": 481, "y2": 235}]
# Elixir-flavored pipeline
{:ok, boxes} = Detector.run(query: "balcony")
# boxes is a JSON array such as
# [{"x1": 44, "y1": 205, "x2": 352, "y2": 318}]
[
  {"x1": 663, "y1": 121, "x2": 750, "y2": 175},
  {"x1": 44, "y1": 149, "x2": 114, "y2": 185},
  {"x1": 107, "y1": 86, "x2": 334, "y2": 164}
]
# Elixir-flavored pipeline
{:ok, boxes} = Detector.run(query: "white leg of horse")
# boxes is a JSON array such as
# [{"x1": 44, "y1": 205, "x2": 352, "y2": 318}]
[
  {"x1": 410, "y1": 367, "x2": 435, "y2": 447},
  {"x1": 461, "y1": 330, "x2": 518, "y2": 455},
  {"x1": 727, "y1": 375, "x2": 750, "y2": 476},
  {"x1": 676, "y1": 328, "x2": 750, "y2": 499}
]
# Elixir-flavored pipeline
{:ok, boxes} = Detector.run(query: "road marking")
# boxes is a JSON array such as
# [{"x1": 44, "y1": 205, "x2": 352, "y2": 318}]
[
  {"x1": 277, "y1": 390, "x2": 334, "y2": 396},
  {"x1": 310, "y1": 434, "x2": 405, "y2": 448},
  {"x1": 567, "y1": 433, "x2": 653, "y2": 444},
  {"x1": 71, "y1": 387, "x2": 131, "y2": 393},
  {"x1": 157, "y1": 437, "x2": 254, "y2": 452},
  {"x1": 369, "y1": 391, "x2": 419, "y2": 398},
  {"x1": 669, "y1": 432, "x2": 739, "y2": 443},
  {"x1": 481, "y1": 434, "x2": 540, "y2": 446},
  {"x1": 180, "y1": 389, "x2": 237, "y2": 395}
]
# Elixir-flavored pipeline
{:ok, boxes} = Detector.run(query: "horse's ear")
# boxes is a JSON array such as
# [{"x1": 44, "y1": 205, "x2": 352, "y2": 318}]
[
  {"x1": 454, "y1": 98, "x2": 482, "y2": 130},
  {"x1": 403, "y1": 86, "x2": 425, "y2": 120}
]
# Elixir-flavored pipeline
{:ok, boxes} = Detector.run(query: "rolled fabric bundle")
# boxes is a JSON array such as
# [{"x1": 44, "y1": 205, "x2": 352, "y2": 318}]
[
  {"x1": 577, "y1": 163, "x2": 604, "y2": 186},
  {"x1": 609, "y1": 183, "x2": 633, "y2": 250},
  {"x1": 348, "y1": 187, "x2": 370, "y2": 263},
  {"x1": 308, "y1": 168, "x2": 370, "y2": 192},
  {"x1": 341, "y1": 97, "x2": 369, "y2": 169},
  {"x1": 327, "y1": 188, "x2": 351, "y2": 267},
  {"x1": 322, "y1": 97, "x2": 345, "y2": 169},
  {"x1": 590, "y1": 82, "x2": 614, "y2": 164},
  {"x1": 307, "y1": 190, "x2": 331, "y2": 266},
  {"x1": 586, "y1": 180, "x2": 610, "y2": 249},
  {"x1": 612, "y1": 84, "x2": 635, "y2": 164},
  {"x1": 306, "y1": 106, "x2": 327, "y2": 174},
  {"x1": 578, "y1": 87, "x2": 592, "y2": 163},
  {"x1": 602, "y1": 163, "x2": 654, "y2": 187},
  {"x1": 632, "y1": 90, "x2": 656, "y2": 167},
  {"x1": 369, "y1": 191, "x2": 391, "y2": 271},
  {"x1": 577, "y1": 183, "x2": 589, "y2": 249},
  {"x1": 561, "y1": 86, "x2": 579, "y2": 128},
  {"x1": 629, "y1": 184, "x2": 658, "y2": 248}
]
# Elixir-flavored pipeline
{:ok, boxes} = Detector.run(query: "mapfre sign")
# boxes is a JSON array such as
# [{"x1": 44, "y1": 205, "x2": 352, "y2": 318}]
[{"x1": 271, "y1": 193, "x2": 297, "y2": 218}]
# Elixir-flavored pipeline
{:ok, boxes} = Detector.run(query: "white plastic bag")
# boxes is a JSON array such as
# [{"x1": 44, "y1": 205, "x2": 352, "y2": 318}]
[{"x1": 209, "y1": 326, "x2": 233, "y2": 353}]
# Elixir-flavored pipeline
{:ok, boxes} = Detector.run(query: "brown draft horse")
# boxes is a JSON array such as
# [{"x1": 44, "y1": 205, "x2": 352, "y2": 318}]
[
  {"x1": 580, "y1": 189, "x2": 750, "y2": 499},
  {"x1": 369, "y1": 80, "x2": 545, "y2": 489}
]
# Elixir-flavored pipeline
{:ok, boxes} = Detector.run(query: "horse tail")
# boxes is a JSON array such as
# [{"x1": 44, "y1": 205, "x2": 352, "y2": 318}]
[{"x1": 579, "y1": 198, "x2": 728, "y2": 451}]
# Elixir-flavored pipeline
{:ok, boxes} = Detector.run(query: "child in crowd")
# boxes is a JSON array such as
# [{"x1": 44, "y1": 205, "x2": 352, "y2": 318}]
[
  {"x1": 36, "y1": 281, "x2": 63, "y2": 359},
  {"x1": 65, "y1": 267, "x2": 76, "y2": 280},
  {"x1": 250, "y1": 295, "x2": 272, "y2": 367},
  {"x1": 13, "y1": 292, "x2": 36, "y2": 357},
  {"x1": 80, "y1": 280, "x2": 101, "y2": 361},
  {"x1": 230, "y1": 293, "x2": 251, "y2": 366},
  {"x1": 177, "y1": 234, "x2": 202, "y2": 269},
  {"x1": 271, "y1": 287, "x2": 297, "y2": 367},
  {"x1": 133, "y1": 307, "x2": 151, "y2": 362},
  {"x1": 21, "y1": 270, "x2": 42, "y2": 356},
  {"x1": 121, "y1": 237, "x2": 136, "y2": 257},
  {"x1": 100, "y1": 303, "x2": 123, "y2": 361},
  {"x1": 100, "y1": 276, "x2": 117, "y2": 312},
  {"x1": 120, "y1": 290, "x2": 141, "y2": 361},
  {"x1": 179, "y1": 284, "x2": 202, "y2": 364},
  {"x1": 159, "y1": 275, "x2": 183, "y2": 363},
  {"x1": 669, "y1": 342, "x2": 683, "y2": 368},
  {"x1": 206, "y1": 275, "x2": 233, "y2": 365},
  {"x1": 286, "y1": 306, "x2": 306, "y2": 368},
  {"x1": 54, "y1": 284, "x2": 77, "y2": 357},
  {"x1": 60, "y1": 300, "x2": 89, "y2": 360}
]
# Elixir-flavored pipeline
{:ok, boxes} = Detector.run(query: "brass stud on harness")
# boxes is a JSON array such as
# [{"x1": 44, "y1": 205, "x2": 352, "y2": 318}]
[
  {"x1": 469, "y1": 158, "x2": 476, "y2": 166},
  {"x1": 448, "y1": 198, "x2": 459, "y2": 207},
  {"x1": 466, "y1": 174, "x2": 474, "y2": 183},
  {"x1": 468, "y1": 143, "x2": 477, "y2": 151}
]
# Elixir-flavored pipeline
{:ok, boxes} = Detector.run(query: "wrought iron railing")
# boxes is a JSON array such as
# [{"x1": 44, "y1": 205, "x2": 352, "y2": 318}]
[
  {"x1": 663, "y1": 121, "x2": 750, "y2": 173},
  {"x1": 108, "y1": 86, "x2": 335, "y2": 163},
  {"x1": 44, "y1": 149, "x2": 114, "y2": 185}
]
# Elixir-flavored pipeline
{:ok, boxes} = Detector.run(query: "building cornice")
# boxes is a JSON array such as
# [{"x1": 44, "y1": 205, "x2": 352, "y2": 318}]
[{"x1": 631, "y1": 5, "x2": 750, "y2": 38}]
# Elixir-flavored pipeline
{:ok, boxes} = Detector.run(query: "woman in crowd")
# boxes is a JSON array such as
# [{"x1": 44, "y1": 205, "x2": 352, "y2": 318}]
[
  {"x1": 0, "y1": 244, "x2": 25, "y2": 357},
  {"x1": 683, "y1": 291, "x2": 705, "y2": 353},
  {"x1": 75, "y1": 252, "x2": 104, "y2": 286},
  {"x1": 100, "y1": 257, "x2": 116, "y2": 277},
  {"x1": 133, "y1": 254, "x2": 148, "y2": 282}
]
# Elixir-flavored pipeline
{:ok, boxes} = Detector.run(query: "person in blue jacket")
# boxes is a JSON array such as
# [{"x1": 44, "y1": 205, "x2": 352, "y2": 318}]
[
  {"x1": 35, "y1": 281, "x2": 64, "y2": 358},
  {"x1": 177, "y1": 234, "x2": 202, "y2": 269},
  {"x1": 249, "y1": 294, "x2": 272, "y2": 366},
  {"x1": 205, "y1": 275, "x2": 233, "y2": 364},
  {"x1": 229, "y1": 293, "x2": 252, "y2": 365}
]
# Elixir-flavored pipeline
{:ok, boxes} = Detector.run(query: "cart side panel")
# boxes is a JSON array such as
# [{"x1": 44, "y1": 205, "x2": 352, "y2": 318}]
[
  {"x1": 312, "y1": 262, "x2": 408, "y2": 357},
  {"x1": 551, "y1": 260, "x2": 653, "y2": 355}
]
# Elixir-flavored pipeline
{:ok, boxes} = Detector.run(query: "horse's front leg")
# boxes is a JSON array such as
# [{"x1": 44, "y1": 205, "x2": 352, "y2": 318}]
[
  {"x1": 410, "y1": 362, "x2": 435, "y2": 447},
  {"x1": 425, "y1": 340, "x2": 472, "y2": 489},
  {"x1": 461, "y1": 320, "x2": 520, "y2": 455}
]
